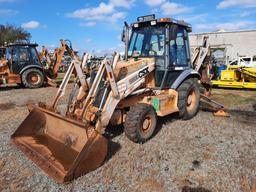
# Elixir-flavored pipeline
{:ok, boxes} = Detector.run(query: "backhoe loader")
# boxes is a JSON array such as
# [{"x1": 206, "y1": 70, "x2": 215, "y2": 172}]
[
  {"x1": 11, "y1": 15, "x2": 201, "y2": 183},
  {"x1": 0, "y1": 39, "x2": 77, "y2": 88},
  {"x1": 0, "y1": 42, "x2": 46, "y2": 88}
]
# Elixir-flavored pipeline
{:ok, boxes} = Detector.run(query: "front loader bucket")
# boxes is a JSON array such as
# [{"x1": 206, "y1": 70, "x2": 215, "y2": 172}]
[{"x1": 11, "y1": 107, "x2": 108, "y2": 183}]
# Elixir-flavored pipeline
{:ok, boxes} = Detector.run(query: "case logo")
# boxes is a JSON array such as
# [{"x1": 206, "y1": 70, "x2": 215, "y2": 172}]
[{"x1": 138, "y1": 67, "x2": 149, "y2": 78}]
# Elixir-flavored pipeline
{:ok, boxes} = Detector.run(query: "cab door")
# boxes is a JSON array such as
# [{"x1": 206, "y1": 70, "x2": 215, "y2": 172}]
[
  {"x1": 157, "y1": 25, "x2": 191, "y2": 88},
  {"x1": 169, "y1": 25, "x2": 191, "y2": 68}
]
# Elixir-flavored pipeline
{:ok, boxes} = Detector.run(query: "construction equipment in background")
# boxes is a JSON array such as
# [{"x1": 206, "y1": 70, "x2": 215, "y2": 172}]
[
  {"x1": 0, "y1": 40, "x2": 77, "y2": 88},
  {"x1": 191, "y1": 36, "x2": 212, "y2": 94},
  {"x1": 38, "y1": 46, "x2": 51, "y2": 69},
  {"x1": 58, "y1": 54, "x2": 73, "y2": 73},
  {"x1": 83, "y1": 55, "x2": 104, "y2": 72},
  {"x1": 12, "y1": 15, "x2": 202, "y2": 183},
  {"x1": 40, "y1": 39, "x2": 79, "y2": 79},
  {"x1": 211, "y1": 56, "x2": 256, "y2": 89},
  {"x1": 0, "y1": 43, "x2": 47, "y2": 88},
  {"x1": 191, "y1": 36, "x2": 229, "y2": 116},
  {"x1": 191, "y1": 36, "x2": 256, "y2": 89}
]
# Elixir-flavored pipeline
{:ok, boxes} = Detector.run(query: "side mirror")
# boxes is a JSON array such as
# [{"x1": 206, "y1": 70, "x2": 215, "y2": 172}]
[
  {"x1": 122, "y1": 22, "x2": 129, "y2": 61},
  {"x1": 187, "y1": 26, "x2": 192, "y2": 33},
  {"x1": 121, "y1": 28, "x2": 126, "y2": 42},
  {"x1": 121, "y1": 22, "x2": 129, "y2": 42}
]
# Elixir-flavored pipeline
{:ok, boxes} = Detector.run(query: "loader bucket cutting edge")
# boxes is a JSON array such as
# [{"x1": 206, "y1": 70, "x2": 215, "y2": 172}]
[{"x1": 11, "y1": 107, "x2": 108, "y2": 183}]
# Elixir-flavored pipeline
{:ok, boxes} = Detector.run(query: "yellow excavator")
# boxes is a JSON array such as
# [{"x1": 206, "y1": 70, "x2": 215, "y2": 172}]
[{"x1": 11, "y1": 15, "x2": 221, "y2": 183}]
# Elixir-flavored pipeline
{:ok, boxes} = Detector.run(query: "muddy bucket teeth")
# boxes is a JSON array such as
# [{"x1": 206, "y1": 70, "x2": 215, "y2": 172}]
[{"x1": 11, "y1": 107, "x2": 108, "y2": 183}]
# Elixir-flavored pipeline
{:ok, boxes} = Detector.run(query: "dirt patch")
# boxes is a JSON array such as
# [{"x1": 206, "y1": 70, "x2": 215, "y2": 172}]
[
  {"x1": 0, "y1": 102, "x2": 16, "y2": 110},
  {"x1": 253, "y1": 104, "x2": 256, "y2": 111},
  {"x1": 182, "y1": 186, "x2": 211, "y2": 192},
  {"x1": 0, "y1": 87, "x2": 256, "y2": 191},
  {"x1": 0, "y1": 160, "x2": 5, "y2": 172},
  {"x1": 136, "y1": 178, "x2": 165, "y2": 192},
  {"x1": 230, "y1": 110, "x2": 256, "y2": 125},
  {"x1": 211, "y1": 89, "x2": 256, "y2": 109}
]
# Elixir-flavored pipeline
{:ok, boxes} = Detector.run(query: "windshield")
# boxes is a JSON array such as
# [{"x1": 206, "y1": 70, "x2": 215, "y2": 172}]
[{"x1": 128, "y1": 26, "x2": 165, "y2": 57}]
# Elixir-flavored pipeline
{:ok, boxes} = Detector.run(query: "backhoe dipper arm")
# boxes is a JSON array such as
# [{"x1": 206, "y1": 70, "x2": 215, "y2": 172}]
[
  {"x1": 51, "y1": 40, "x2": 67, "y2": 77},
  {"x1": 49, "y1": 39, "x2": 78, "y2": 79}
]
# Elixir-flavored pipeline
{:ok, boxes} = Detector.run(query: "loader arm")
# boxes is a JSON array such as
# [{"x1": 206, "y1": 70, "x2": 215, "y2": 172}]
[
  {"x1": 94, "y1": 60, "x2": 155, "y2": 132},
  {"x1": 52, "y1": 54, "x2": 90, "y2": 109}
]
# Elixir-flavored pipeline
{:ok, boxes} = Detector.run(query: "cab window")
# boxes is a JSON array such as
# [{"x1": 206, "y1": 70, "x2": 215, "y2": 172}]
[
  {"x1": 19, "y1": 47, "x2": 30, "y2": 62},
  {"x1": 128, "y1": 26, "x2": 165, "y2": 57},
  {"x1": 30, "y1": 47, "x2": 41, "y2": 65},
  {"x1": 170, "y1": 26, "x2": 190, "y2": 66}
]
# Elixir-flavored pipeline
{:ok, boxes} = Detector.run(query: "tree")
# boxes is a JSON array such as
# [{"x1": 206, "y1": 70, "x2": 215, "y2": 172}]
[{"x1": 0, "y1": 24, "x2": 31, "y2": 45}]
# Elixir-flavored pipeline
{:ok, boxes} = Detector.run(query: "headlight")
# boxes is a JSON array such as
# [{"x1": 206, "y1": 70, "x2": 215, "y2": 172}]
[
  {"x1": 151, "y1": 20, "x2": 157, "y2": 25},
  {"x1": 134, "y1": 23, "x2": 139, "y2": 28}
]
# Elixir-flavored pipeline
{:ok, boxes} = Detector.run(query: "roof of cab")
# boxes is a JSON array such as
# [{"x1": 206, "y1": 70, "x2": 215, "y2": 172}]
[
  {"x1": 132, "y1": 14, "x2": 191, "y2": 28},
  {"x1": 4, "y1": 42, "x2": 38, "y2": 47}
]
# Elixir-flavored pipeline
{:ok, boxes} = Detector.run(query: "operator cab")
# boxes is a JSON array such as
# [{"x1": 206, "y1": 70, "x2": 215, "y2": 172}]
[
  {"x1": 4, "y1": 43, "x2": 42, "y2": 74},
  {"x1": 123, "y1": 14, "x2": 193, "y2": 88}
]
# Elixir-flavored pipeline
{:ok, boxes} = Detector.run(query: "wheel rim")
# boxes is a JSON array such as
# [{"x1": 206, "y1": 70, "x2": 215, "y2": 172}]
[
  {"x1": 187, "y1": 88, "x2": 197, "y2": 112},
  {"x1": 141, "y1": 115, "x2": 152, "y2": 133},
  {"x1": 27, "y1": 72, "x2": 40, "y2": 85}
]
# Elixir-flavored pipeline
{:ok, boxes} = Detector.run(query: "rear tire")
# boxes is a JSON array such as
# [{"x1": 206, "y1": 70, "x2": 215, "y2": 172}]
[
  {"x1": 22, "y1": 68, "x2": 44, "y2": 88},
  {"x1": 177, "y1": 78, "x2": 200, "y2": 120},
  {"x1": 124, "y1": 104, "x2": 157, "y2": 143}
]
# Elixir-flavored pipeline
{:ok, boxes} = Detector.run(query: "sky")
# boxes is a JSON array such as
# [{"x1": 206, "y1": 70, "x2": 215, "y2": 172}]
[{"x1": 0, "y1": 0, "x2": 256, "y2": 55}]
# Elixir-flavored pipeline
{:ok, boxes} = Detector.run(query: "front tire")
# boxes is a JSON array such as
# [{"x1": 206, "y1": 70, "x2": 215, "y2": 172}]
[
  {"x1": 21, "y1": 68, "x2": 44, "y2": 88},
  {"x1": 177, "y1": 78, "x2": 200, "y2": 120},
  {"x1": 124, "y1": 104, "x2": 157, "y2": 143}
]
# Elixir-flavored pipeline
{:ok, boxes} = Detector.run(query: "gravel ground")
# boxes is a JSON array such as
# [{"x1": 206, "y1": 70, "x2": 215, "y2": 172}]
[{"x1": 0, "y1": 86, "x2": 256, "y2": 192}]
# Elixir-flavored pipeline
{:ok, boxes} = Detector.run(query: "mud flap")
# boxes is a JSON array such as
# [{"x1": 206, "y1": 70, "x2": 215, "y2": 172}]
[{"x1": 11, "y1": 107, "x2": 108, "y2": 183}]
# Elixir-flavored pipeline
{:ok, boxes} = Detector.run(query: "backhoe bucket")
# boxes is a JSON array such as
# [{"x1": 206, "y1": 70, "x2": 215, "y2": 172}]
[{"x1": 11, "y1": 107, "x2": 108, "y2": 183}]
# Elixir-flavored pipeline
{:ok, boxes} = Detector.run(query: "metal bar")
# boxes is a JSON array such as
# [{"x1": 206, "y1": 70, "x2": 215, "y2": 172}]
[
  {"x1": 51, "y1": 60, "x2": 75, "y2": 109},
  {"x1": 200, "y1": 94, "x2": 224, "y2": 108},
  {"x1": 80, "y1": 59, "x2": 106, "y2": 119},
  {"x1": 81, "y1": 53, "x2": 89, "y2": 70},
  {"x1": 105, "y1": 61, "x2": 119, "y2": 98},
  {"x1": 112, "y1": 52, "x2": 120, "y2": 69}
]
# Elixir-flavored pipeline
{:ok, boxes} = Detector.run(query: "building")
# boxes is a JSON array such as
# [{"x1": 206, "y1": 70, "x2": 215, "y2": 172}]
[{"x1": 189, "y1": 29, "x2": 256, "y2": 64}]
